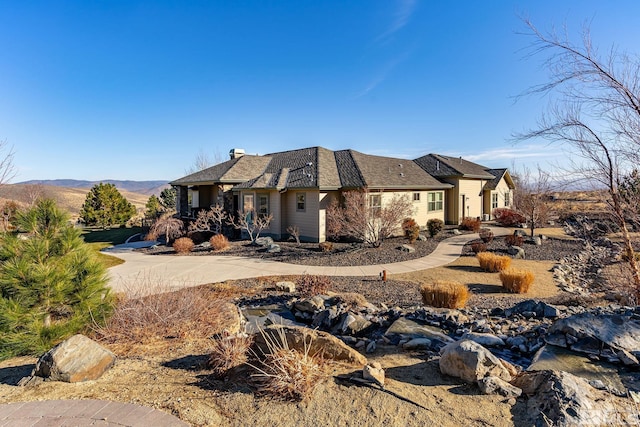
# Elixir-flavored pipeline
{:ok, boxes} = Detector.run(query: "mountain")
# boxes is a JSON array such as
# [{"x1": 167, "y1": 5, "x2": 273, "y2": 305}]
[{"x1": 17, "y1": 179, "x2": 169, "y2": 196}]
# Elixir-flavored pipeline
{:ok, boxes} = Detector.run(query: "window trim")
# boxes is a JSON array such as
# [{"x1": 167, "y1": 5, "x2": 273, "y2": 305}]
[
  {"x1": 427, "y1": 191, "x2": 443, "y2": 212},
  {"x1": 257, "y1": 193, "x2": 269, "y2": 217},
  {"x1": 491, "y1": 192, "x2": 499, "y2": 210},
  {"x1": 504, "y1": 191, "x2": 511, "y2": 207},
  {"x1": 413, "y1": 192, "x2": 420, "y2": 202},
  {"x1": 296, "y1": 192, "x2": 306, "y2": 212}
]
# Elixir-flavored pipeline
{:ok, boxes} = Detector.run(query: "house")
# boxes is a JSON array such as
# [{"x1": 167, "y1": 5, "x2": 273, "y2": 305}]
[
  {"x1": 413, "y1": 154, "x2": 515, "y2": 225},
  {"x1": 171, "y1": 147, "x2": 452, "y2": 242}
]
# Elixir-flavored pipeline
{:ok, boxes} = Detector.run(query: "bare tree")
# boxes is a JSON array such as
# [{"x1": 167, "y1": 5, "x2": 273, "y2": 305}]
[
  {"x1": 184, "y1": 148, "x2": 225, "y2": 175},
  {"x1": 326, "y1": 190, "x2": 414, "y2": 247},
  {"x1": 227, "y1": 209, "x2": 273, "y2": 243},
  {"x1": 516, "y1": 19, "x2": 640, "y2": 293},
  {"x1": 512, "y1": 165, "x2": 554, "y2": 237},
  {"x1": 23, "y1": 184, "x2": 46, "y2": 206},
  {"x1": 147, "y1": 213, "x2": 185, "y2": 244},
  {"x1": 286, "y1": 225, "x2": 301, "y2": 245},
  {"x1": 188, "y1": 205, "x2": 227, "y2": 234},
  {"x1": 0, "y1": 140, "x2": 16, "y2": 186}
]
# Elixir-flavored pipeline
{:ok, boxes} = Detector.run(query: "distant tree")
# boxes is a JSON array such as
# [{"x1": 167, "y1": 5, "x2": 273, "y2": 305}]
[
  {"x1": 145, "y1": 195, "x2": 162, "y2": 219},
  {"x1": 0, "y1": 199, "x2": 114, "y2": 359},
  {"x1": 80, "y1": 183, "x2": 136, "y2": 227},
  {"x1": 159, "y1": 187, "x2": 177, "y2": 211},
  {"x1": 512, "y1": 165, "x2": 554, "y2": 237},
  {"x1": 184, "y1": 148, "x2": 225, "y2": 175},
  {"x1": 619, "y1": 170, "x2": 640, "y2": 229},
  {"x1": 23, "y1": 184, "x2": 45, "y2": 206},
  {"x1": 326, "y1": 190, "x2": 414, "y2": 247}
]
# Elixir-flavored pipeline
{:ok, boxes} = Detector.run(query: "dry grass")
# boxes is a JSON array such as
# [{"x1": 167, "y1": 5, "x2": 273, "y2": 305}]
[
  {"x1": 392, "y1": 256, "x2": 558, "y2": 301},
  {"x1": 208, "y1": 332, "x2": 254, "y2": 376},
  {"x1": 420, "y1": 280, "x2": 469, "y2": 309},
  {"x1": 250, "y1": 327, "x2": 327, "y2": 402},
  {"x1": 173, "y1": 237, "x2": 194, "y2": 254},
  {"x1": 476, "y1": 252, "x2": 512, "y2": 273},
  {"x1": 210, "y1": 234, "x2": 230, "y2": 251},
  {"x1": 330, "y1": 292, "x2": 369, "y2": 308},
  {"x1": 92, "y1": 279, "x2": 248, "y2": 353},
  {"x1": 499, "y1": 269, "x2": 535, "y2": 293}
]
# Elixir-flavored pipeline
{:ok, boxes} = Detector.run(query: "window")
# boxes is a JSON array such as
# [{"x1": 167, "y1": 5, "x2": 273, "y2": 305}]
[
  {"x1": 258, "y1": 194, "x2": 269, "y2": 217},
  {"x1": 413, "y1": 192, "x2": 420, "y2": 202},
  {"x1": 492, "y1": 193, "x2": 499, "y2": 209},
  {"x1": 243, "y1": 194, "x2": 254, "y2": 222},
  {"x1": 296, "y1": 193, "x2": 306, "y2": 211},
  {"x1": 369, "y1": 194, "x2": 382, "y2": 213},
  {"x1": 504, "y1": 191, "x2": 511, "y2": 207},
  {"x1": 427, "y1": 192, "x2": 443, "y2": 211}
]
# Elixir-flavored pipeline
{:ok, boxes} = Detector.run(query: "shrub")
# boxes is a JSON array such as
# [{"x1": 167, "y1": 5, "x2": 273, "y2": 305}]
[
  {"x1": 460, "y1": 217, "x2": 481, "y2": 232},
  {"x1": 210, "y1": 234, "x2": 230, "y2": 251},
  {"x1": 505, "y1": 234, "x2": 524, "y2": 247},
  {"x1": 173, "y1": 237, "x2": 195, "y2": 254},
  {"x1": 318, "y1": 241, "x2": 333, "y2": 252},
  {"x1": 296, "y1": 275, "x2": 331, "y2": 298},
  {"x1": 471, "y1": 242, "x2": 487, "y2": 253},
  {"x1": 250, "y1": 328, "x2": 326, "y2": 402},
  {"x1": 208, "y1": 332, "x2": 253, "y2": 376},
  {"x1": 401, "y1": 218, "x2": 420, "y2": 243},
  {"x1": 493, "y1": 208, "x2": 526, "y2": 227},
  {"x1": 479, "y1": 228, "x2": 494, "y2": 243},
  {"x1": 476, "y1": 252, "x2": 512, "y2": 272},
  {"x1": 420, "y1": 281, "x2": 469, "y2": 309},
  {"x1": 500, "y1": 269, "x2": 535, "y2": 293},
  {"x1": 0, "y1": 199, "x2": 114, "y2": 360},
  {"x1": 427, "y1": 218, "x2": 444, "y2": 237}
]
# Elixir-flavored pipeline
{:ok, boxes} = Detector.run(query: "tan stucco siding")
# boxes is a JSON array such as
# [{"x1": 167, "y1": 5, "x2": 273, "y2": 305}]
[
  {"x1": 318, "y1": 191, "x2": 339, "y2": 242},
  {"x1": 238, "y1": 190, "x2": 283, "y2": 239},
  {"x1": 407, "y1": 190, "x2": 446, "y2": 228},
  {"x1": 284, "y1": 190, "x2": 321, "y2": 242},
  {"x1": 484, "y1": 178, "x2": 513, "y2": 219},
  {"x1": 457, "y1": 179, "x2": 486, "y2": 220}
]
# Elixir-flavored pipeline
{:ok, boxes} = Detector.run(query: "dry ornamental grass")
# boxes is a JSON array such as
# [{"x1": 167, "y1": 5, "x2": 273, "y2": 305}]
[
  {"x1": 209, "y1": 234, "x2": 230, "y2": 251},
  {"x1": 173, "y1": 236, "x2": 195, "y2": 254},
  {"x1": 499, "y1": 269, "x2": 535, "y2": 293},
  {"x1": 477, "y1": 252, "x2": 512, "y2": 273},
  {"x1": 420, "y1": 280, "x2": 470, "y2": 309},
  {"x1": 208, "y1": 332, "x2": 253, "y2": 376}
]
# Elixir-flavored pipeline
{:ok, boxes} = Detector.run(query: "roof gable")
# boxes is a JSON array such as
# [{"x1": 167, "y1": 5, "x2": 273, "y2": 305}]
[
  {"x1": 170, "y1": 155, "x2": 271, "y2": 185},
  {"x1": 414, "y1": 154, "x2": 496, "y2": 179}
]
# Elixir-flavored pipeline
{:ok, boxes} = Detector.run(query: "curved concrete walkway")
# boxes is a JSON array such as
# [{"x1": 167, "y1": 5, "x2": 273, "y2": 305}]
[
  {"x1": 108, "y1": 227, "x2": 510, "y2": 294},
  {"x1": 0, "y1": 399, "x2": 188, "y2": 426}
]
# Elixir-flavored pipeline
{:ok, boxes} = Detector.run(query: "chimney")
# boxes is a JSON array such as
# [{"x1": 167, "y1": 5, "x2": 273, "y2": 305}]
[{"x1": 229, "y1": 148, "x2": 245, "y2": 160}]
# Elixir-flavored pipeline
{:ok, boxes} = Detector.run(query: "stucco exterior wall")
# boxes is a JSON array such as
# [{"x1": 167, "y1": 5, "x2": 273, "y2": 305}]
[
  {"x1": 484, "y1": 178, "x2": 513, "y2": 219},
  {"x1": 283, "y1": 189, "x2": 321, "y2": 242}
]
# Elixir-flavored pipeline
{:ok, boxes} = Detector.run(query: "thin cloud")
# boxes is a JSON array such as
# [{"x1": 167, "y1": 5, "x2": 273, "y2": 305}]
[
  {"x1": 463, "y1": 145, "x2": 557, "y2": 162},
  {"x1": 375, "y1": 0, "x2": 417, "y2": 44},
  {"x1": 352, "y1": 49, "x2": 412, "y2": 98}
]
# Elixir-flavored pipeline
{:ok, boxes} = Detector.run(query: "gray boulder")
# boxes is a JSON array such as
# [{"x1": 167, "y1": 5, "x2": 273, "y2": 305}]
[
  {"x1": 294, "y1": 295, "x2": 326, "y2": 313},
  {"x1": 461, "y1": 332, "x2": 505, "y2": 347},
  {"x1": 512, "y1": 370, "x2": 629, "y2": 427},
  {"x1": 32, "y1": 334, "x2": 116, "y2": 383},
  {"x1": 507, "y1": 245, "x2": 526, "y2": 259},
  {"x1": 478, "y1": 376, "x2": 522, "y2": 398},
  {"x1": 504, "y1": 300, "x2": 561, "y2": 318},
  {"x1": 337, "y1": 313, "x2": 373, "y2": 336},
  {"x1": 439, "y1": 340, "x2": 512, "y2": 383},
  {"x1": 363, "y1": 362, "x2": 385, "y2": 387},
  {"x1": 385, "y1": 317, "x2": 454, "y2": 344},
  {"x1": 266, "y1": 243, "x2": 281, "y2": 253}
]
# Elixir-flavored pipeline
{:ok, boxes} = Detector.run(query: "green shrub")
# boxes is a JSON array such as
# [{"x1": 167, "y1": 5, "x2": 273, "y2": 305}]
[
  {"x1": 427, "y1": 218, "x2": 444, "y2": 237},
  {"x1": 0, "y1": 199, "x2": 114, "y2": 360}
]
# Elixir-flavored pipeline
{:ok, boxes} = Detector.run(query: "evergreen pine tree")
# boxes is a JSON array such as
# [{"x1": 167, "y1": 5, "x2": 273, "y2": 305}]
[{"x1": 80, "y1": 183, "x2": 136, "y2": 227}]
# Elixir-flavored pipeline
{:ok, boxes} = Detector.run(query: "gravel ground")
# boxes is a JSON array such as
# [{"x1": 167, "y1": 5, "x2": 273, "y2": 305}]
[
  {"x1": 460, "y1": 235, "x2": 583, "y2": 261},
  {"x1": 140, "y1": 229, "x2": 471, "y2": 266}
]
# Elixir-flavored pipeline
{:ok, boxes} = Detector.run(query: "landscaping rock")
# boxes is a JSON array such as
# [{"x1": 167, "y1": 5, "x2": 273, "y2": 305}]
[
  {"x1": 477, "y1": 376, "x2": 522, "y2": 398},
  {"x1": 337, "y1": 313, "x2": 373, "y2": 336},
  {"x1": 363, "y1": 362, "x2": 385, "y2": 387},
  {"x1": 294, "y1": 296, "x2": 326, "y2": 314},
  {"x1": 275, "y1": 281, "x2": 296, "y2": 293},
  {"x1": 512, "y1": 370, "x2": 628, "y2": 427},
  {"x1": 399, "y1": 244, "x2": 415, "y2": 253},
  {"x1": 438, "y1": 340, "x2": 512, "y2": 383},
  {"x1": 312, "y1": 307, "x2": 340, "y2": 329},
  {"x1": 617, "y1": 349, "x2": 639, "y2": 366},
  {"x1": 461, "y1": 332, "x2": 505, "y2": 347},
  {"x1": 507, "y1": 245, "x2": 525, "y2": 259},
  {"x1": 513, "y1": 229, "x2": 527, "y2": 237},
  {"x1": 402, "y1": 338, "x2": 432, "y2": 350},
  {"x1": 504, "y1": 300, "x2": 560, "y2": 318},
  {"x1": 453, "y1": 229, "x2": 461, "y2": 235},
  {"x1": 253, "y1": 325, "x2": 367, "y2": 365},
  {"x1": 385, "y1": 317, "x2": 454, "y2": 344},
  {"x1": 31, "y1": 334, "x2": 116, "y2": 383},
  {"x1": 266, "y1": 243, "x2": 281, "y2": 253},
  {"x1": 254, "y1": 236, "x2": 274, "y2": 247},
  {"x1": 546, "y1": 312, "x2": 640, "y2": 355},
  {"x1": 417, "y1": 234, "x2": 428, "y2": 241}
]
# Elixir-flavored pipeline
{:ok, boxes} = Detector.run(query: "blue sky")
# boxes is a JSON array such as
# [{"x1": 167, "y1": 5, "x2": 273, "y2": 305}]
[{"x1": 2, "y1": 1, "x2": 640, "y2": 181}]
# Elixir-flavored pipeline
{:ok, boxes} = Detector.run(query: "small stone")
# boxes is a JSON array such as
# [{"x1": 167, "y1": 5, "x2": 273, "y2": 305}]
[
  {"x1": 399, "y1": 244, "x2": 415, "y2": 253},
  {"x1": 617, "y1": 349, "x2": 639, "y2": 366},
  {"x1": 402, "y1": 338, "x2": 432, "y2": 350},
  {"x1": 275, "y1": 281, "x2": 296, "y2": 293},
  {"x1": 507, "y1": 246, "x2": 526, "y2": 259},
  {"x1": 266, "y1": 243, "x2": 281, "y2": 253},
  {"x1": 363, "y1": 362, "x2": 385, "y2": 387},
  {"x1": 453, "y1": 229, "x2": 461, "y2": 235},
  {"x1": 254, "y1": 236, "x2": 274, "y2": 247},
  {"x1": 366, "y1": 341, "x2": 377, "y2": 354},
  {"x1": 478, "y1": 376, "x2": 522, "y2": 398},
  {"x1": 417, "y1": 234, "x2": 428, "y2": 241},
  {"x1": 461, "y1": 332, "x2": 505, "y2": 347}
]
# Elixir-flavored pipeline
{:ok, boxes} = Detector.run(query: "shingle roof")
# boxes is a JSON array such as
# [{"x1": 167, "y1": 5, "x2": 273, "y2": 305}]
[
  {"x1": 484, "y1": 168, "x2": 515, "y2": 190},
  {"x1": 169, "y1": 155, "x2": 271, "y2": 185},
  {"x1": 173, "y1": 147, "x2": 453, "y2": 191},
  {"x1": 413, "y1": 154, "x2": 496, "y2": 179}
]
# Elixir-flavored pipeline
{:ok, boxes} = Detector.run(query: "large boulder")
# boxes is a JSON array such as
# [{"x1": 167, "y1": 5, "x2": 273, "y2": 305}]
[
  {"x1": 32, "y1": 334, "x2": 116, "y2": 383},
  {"x1": 546, "y1": 312, "x2": 640, "y2": 356},
  {"x1": 253, "y1": 325, "x2": 367, "y2": 366},
  {"x1": 385, "y1": 317, "x2": 454, "y2": 344},
  {"x1": 460, "y1": 332, "x2": 505, "y2": 347},
  {"x1": 512, "y1": 370, "x2": 629, "y2": 427},
  {"x1": 439, "y1": 339, "x2": 512, "y2": 383},
  {"x1": 504, "y1": 300, "x2": 561, "y2": 318}
]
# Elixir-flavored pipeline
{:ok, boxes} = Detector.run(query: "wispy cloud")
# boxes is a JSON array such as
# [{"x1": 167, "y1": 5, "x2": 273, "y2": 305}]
[
  {"x1": 462, "y1": 144, "x2": 557, "y2": 163},
  {"x1": 352, "y1": 50, "x2": 411, "y2": 98},
  {"x1": 375, "y1": 0, "x2": 417, "y2": 44}
]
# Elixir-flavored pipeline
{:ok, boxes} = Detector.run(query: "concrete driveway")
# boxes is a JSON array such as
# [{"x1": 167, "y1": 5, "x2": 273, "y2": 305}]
[{"x1": 107, "y1": 228, "x2": 510, "y2": 294}]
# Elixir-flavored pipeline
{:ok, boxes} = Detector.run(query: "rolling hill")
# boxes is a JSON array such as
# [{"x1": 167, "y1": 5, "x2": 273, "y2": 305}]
[{"x1": 17, "y1": 179, "x2": 169, "y2": 196}]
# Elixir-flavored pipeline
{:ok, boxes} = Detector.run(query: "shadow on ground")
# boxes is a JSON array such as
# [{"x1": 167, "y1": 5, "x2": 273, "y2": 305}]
[{"x1": 0, "y1": 364, "x2": 34, "y2": 386}]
